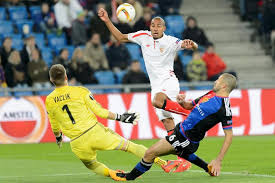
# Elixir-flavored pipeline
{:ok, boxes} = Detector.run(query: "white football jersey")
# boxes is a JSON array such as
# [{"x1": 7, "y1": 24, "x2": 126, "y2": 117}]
[{"x1": 128, "y1": 30, "x2": 183, "y2": 89}]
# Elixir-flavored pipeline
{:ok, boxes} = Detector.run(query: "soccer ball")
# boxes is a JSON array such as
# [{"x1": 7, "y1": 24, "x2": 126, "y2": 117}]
[{"x1": 116, "y1": 3, "x2": 136, "y2": 23}]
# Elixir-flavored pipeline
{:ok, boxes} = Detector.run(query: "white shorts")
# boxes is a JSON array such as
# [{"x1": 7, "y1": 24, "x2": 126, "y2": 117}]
[{"x1": 151, "y1": 77, "x2": 180, "y2": 121}]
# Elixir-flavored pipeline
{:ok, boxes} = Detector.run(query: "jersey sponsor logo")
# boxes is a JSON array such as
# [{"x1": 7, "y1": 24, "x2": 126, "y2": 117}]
[
  {"x1": 196, "y1": 105, "x2": 205, "y2": 116},
  {"x1": 0, "y1": 97, "x2": 47, "y2": 143},
  {"x1": 53, "y1": 93, "x2": 70, "y2": 103},
  {"x1": 146, "y1": 44, "x2": 150, "y2": 47}
]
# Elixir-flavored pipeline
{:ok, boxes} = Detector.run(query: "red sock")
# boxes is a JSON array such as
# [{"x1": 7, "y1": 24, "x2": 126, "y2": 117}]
[{"x1": 163, "y1": 99, "x2": 190, "y2": 116}]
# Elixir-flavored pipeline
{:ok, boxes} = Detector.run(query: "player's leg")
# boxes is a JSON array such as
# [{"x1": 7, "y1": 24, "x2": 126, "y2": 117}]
[
  {"x1": 154, "y1": 107, "x2": 176, "y2": 133},
  {"x1": 111, "y1": 139, "x2": 176, "y2": 181},
  {"x1": 70, "y1": 133, "x2": 112, "y2": 177},
  {"x1": 152, "y1": 78, "x2": 190, "y2": 116},
  {"x1": 152, "y1": 79, "x2": 189, "y2": 132},
  {"x1": 110, "y1": 124, "x2": 195, "y2": 181},
  {"x1": 111, "y1": 137, "x2": 146, "y2": 158},
  {"x1": 180, "y1": 153, "x2": 209, "y2": 172},
  {"x1": 124, "y1": 140, "x2": 166, "y2": 166},
  {"x1": 162, "y1": 117, "x2": 175, "y2": 133},
  {"x1": 160, "y1": 123, "x2": 194, "y2": 173},
  {"x1": 153, "y1": 92, "x2": 190, "y2": 116},
  {"x1": 174, "y1": 152, "x2": 214, "y2": 176},
  {"x1": 155, "y1": 108, "x2": 191, "y2": 172},
  {"x1": 94, "y1": 122, "x2": 145, "y2": 158},
  {"x1": 82, "y1": 159, "x2": 110, "y2": 177},
  {"x1": 143, "y1": 138, "x2": 176, "y2": 161},
  {"x1": 151, "y1": 87, "x2": 179, "y2": 132},
  {"x1": 94, "y1": 122, "x2": 166, "y2": 167},
  {"x1": 180, "y1": 152, "x2": 216, "y2": 176},
  {"x1": 154, "y1": 81, "x2": 192, "y2": 171}
]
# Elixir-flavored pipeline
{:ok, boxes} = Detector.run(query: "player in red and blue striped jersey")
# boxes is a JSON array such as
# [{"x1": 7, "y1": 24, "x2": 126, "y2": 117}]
[{"x1": 110, "y1": 73, "x2": 236, "y2": 181}]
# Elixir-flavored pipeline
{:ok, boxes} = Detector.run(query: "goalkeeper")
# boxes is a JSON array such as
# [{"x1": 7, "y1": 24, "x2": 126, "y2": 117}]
[{"x1": 45, "y1": 64, "x2": 166, "y2": 178}]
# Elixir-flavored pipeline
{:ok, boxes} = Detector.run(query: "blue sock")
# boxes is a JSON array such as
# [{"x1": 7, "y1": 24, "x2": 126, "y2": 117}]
[
  {"x1": 182, "y1": 153, "x2": 208, "y2": 172},
  {"x1": 126, "y1": 159, "x2": 153, "y2": 180}
]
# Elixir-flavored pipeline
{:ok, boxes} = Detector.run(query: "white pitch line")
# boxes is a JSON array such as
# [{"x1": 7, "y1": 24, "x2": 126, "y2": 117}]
[
  {"x1": 0, "y1": 173, "x2": 90, "y2": 179},
  {"x1": 151, "y1": 170, "x2": 275, "y2": 178},
  {"x1": 0, "y1": 152, "x2": 72, "y2": 158},
  {"x1": 1, "y1": 170, "x2": 275, "y2": 179}
]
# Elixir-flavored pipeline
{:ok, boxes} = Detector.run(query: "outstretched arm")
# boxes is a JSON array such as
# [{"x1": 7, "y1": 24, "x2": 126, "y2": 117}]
[
  {"x1": 209, "y1": 129, "x2": 233, "y2": 176},
  {"x1": 108, "y1": 111, "x2": 140, "y2": 125},
  {"x1": 98, "y1": 8, "x2": 129, "y2": 43},
  {"x1": 84, "y1": 93, "x2": 139, "y2": 125}
]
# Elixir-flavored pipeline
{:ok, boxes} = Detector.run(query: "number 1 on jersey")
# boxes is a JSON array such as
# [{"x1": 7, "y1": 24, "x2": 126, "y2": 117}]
[{"x1": 62, "y1": 104, "x2": 76, "y2": 124}]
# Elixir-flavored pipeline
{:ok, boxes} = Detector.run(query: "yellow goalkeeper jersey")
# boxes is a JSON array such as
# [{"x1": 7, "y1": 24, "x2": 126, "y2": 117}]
[{"x1": 45, "y1": 86, "x2": 109, "y2": 140}]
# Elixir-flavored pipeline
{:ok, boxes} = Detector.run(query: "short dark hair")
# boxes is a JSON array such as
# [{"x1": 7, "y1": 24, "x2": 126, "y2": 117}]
[
  {"x1": 41, "y1": 2, "x2": 49, "y2": 6},
  {"x1": 186, "y1": 16, "x2": 197, "y2": 24},
  {"x1": 206, "y1": 42, "x2": 214, "y2": 49},
  {"x1": 49, "y1": 64, "x2": 66, "y2": 86},
  {"x1": 59, "y1": 48, "x2": 68, "y2": 55},
  {"x1": 2, "y1": 37, "x2": 11, "y2": 44},
  {"x1": 90, "y1": 32, "x2": 100, "y2": 39},
  {"x1": 131, "y1": 60, "x2": 139, "y2": 63}
]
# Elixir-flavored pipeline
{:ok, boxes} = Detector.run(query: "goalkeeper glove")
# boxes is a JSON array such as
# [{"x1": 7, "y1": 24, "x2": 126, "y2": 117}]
[
  {"x1": 56, "y1": 132, "x2": 63, "y2": 148},
  {"x1": 116, "y1": 111, "x2": 140, "y2": 125}
]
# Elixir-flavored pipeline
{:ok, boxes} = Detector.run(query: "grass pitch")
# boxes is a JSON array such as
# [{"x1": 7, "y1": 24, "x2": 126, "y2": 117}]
[{"x1": 1, "y1": 136, "x2": 275, "y2": 183}]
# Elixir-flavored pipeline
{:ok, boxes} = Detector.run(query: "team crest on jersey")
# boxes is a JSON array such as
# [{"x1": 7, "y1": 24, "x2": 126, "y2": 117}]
[
  {"x1": 160, "y1": 48, "x2": 164, "y2": 53},
  {"x1": 201, "y1": 97, "x2": 209, "y2": 103}
]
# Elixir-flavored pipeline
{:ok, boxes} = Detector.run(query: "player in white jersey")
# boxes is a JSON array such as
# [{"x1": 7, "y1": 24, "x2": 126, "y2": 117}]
[{"x1": 98, "y1": 8, "x2": 198, "y2": 172}]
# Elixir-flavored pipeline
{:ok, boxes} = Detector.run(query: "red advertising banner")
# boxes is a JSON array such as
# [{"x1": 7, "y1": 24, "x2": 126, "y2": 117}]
[{"x1": 0, "y1": 89, "x2": 274, "y2": 144}]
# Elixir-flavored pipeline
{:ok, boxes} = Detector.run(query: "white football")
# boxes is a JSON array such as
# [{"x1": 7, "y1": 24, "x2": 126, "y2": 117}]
[{"x1": 116, "y1": 3, "x2": 136, "y2": 23}]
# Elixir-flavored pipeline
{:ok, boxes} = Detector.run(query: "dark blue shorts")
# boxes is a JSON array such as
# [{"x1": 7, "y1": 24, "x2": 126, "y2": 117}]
[{"x1": 165, "y1": 123, "x2": 199, "y2": 156}]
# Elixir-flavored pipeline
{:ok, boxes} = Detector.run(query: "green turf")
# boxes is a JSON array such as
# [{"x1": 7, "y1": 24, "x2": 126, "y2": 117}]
[{"x1": 1, "y1": 136, "x2": 275, "y2": 183}]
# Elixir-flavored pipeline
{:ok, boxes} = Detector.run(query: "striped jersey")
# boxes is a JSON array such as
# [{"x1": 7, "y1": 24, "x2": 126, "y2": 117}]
[{"x1": 180, "y1": 91, "x2": 233, "y2": 142}]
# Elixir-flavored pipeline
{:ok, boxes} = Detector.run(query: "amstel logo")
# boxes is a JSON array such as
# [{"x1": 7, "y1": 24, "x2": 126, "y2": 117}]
[{"x1": 0, "y1": 96, "x2": 48, "y2": 144}]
